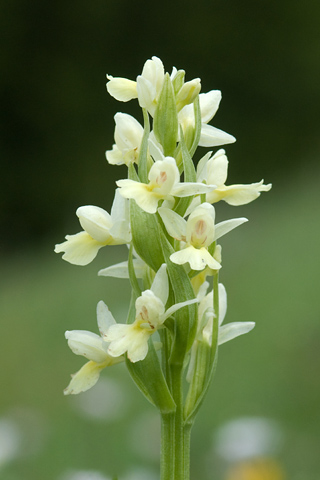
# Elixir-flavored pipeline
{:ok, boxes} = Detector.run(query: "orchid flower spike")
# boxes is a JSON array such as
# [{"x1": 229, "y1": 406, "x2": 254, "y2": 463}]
[
  {"x1": 54, "y1": 189, "x2": 131, "y2": 265},
  {"x1": 64, "y1": 301, "x2": 124, "y2": 395}
]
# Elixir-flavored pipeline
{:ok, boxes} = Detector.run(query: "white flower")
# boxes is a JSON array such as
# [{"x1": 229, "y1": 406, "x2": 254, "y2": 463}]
[
  {"x1": 106, "y1": 113, "x2": 144, "y2": 166},
  {"x1": 104, "y1": 264, "x2": 198, "y2": 363},
  {"x1": 106, "y1": 56, "x2": 165, "y2": 116},
  {"x1": 201, "y1": 283, "x2": 255, "y2": 346},
  {"x1": 186, "y1": 282, "x2": 255, "y2": 381},
  {"x1": 178, "y1": 91, "x2": 236, "y2": 147},
  {"x1": 116, "y1": 157, "x2": 215, "y2": 214},
  {"x1": 54, "y1": 190, "x2": 131, "y2": 265},
  {"x1": 159, "y1": 203, "x2": 247, "y2": 270},
  {"x1": 196, "y1": 149, "x2": 272, "y2": 205},
  {"x1": 64, "y1": 301, "x2": 123, "y2": 395}
]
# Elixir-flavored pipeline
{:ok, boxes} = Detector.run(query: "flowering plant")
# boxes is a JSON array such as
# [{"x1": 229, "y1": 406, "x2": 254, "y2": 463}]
[{"x1": 55, "y1": 56, "x2": 271, "y2": 480}]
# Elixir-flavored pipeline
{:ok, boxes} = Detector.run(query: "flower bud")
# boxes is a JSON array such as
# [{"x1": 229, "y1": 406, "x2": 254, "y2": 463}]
[
  {"x1": 171, "y1": 69, "x2": 185, "y2": 95},
  {"x1": 176, "y1": 78, "x2": 201, "y2": 112}
]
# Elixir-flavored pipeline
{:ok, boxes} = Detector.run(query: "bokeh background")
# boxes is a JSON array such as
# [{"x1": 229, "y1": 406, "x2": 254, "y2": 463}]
[{"x1": 1, "y1": 0, "x2": 320, "y2": 479}]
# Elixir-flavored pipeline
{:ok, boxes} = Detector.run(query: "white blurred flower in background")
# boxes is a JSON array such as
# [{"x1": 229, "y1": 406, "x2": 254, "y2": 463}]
[
  {"x1": 58, "y1": 470, "x2": 111, "y2": 480},
  {"x1": 214, "y1": 416, "x2": 283, "y2": 462}
]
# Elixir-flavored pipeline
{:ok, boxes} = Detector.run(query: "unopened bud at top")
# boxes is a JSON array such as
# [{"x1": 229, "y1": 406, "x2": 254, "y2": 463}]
[{"x1": 176, "y1": 78, "x2": 201, "y2": 112}]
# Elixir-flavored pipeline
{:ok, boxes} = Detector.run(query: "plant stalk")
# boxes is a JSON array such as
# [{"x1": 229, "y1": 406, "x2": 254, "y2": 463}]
[{"x1": 161, "y1": 364, "x2": 192, "y2": 480}]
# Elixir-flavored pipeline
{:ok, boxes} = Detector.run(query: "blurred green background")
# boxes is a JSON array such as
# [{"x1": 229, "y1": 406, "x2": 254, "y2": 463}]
[{"x1": 1, "y1": 0, "x2": 320, "y2": 479}]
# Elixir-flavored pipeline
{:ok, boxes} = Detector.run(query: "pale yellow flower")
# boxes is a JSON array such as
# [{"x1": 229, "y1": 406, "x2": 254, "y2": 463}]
[
  {"x1": 117, "y1": 157, "x2": 215, "y2": 214},
  {"x1": 55, "y1": 190, "x2": 130, "y2": 265},
  {"x1": 159, "y1": 203, "x2": 247, "y2": 271},
  {"x1": 64, "y1": 301, "x2": 123, "y2": 395}
]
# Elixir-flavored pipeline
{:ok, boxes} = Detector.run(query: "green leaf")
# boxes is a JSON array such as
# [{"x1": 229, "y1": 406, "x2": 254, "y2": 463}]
[
  {"x1": 137, "y1": 108, "x2": 150, "y2": 184},
  {"x1": 189, "y1": 96, "x2": 202, "y2": 158},
  {"x1": 174, "y1": 128, "x2": 197, "y2": 217},
  {"x1": 153, "y1": 73, "x2": 178, "y2": 157},
  {"x1": 127, "y1": 162, "x2": 164, "y2": 271},
  {"x1": 124, "y1": 290, "x2": 175, "y2": 413},
  {"x1": 184, "y1": 273, "x2": 219, "y2": 423},
  {"x1": 184, "y1": 323, "x2": 218, "y2": 424},
  {"x1": 130, "y1": 199, "x2": 164, "y2": 272},
  {"x1": 126, "y1": 340, "x2": 176, "y2": 414},
  {"x1": 128, "y1": 243, "x2": 141, "y2": 297},
  {"x1": 128, "y1": 161, "x2": 140, "y2": 181}
]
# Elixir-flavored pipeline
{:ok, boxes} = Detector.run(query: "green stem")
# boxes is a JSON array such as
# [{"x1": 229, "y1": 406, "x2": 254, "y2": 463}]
[
  {"x1": 161, "y1": 365, "x2": 192, "y2": 480},
  {"x1": 172, "y1": 365, "x2": 184, "y2": 478},
  {"x1": 160, "y1": 413, "x2": 174, "y2": 480}
]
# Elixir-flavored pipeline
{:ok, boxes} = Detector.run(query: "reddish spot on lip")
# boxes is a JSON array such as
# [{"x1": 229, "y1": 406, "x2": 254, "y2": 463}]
[
  {"x1": 157, "y1": 171, "x2": 167, "y2": 185},
  {"x1": 196, "y1": 220, "x2": 207, "y2": 235}
]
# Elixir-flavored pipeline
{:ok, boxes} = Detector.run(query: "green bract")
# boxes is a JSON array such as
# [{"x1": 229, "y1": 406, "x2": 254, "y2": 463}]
[{"x1": 153, "y1": 73, "x2": 178, "y2": 157}]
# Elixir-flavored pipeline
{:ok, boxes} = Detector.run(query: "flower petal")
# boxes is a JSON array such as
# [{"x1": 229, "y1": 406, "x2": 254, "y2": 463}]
[
  {"x1": 196, "y1": 151, "x2": 213, "y2": 183},
  {"x1": 171, "y1": 181, "x2": 216, "y2": 197},
  {"x1": 54, "y1": 231, "x2": 104, "y2": 265},
  {"x1": 214, "y1": 217, "x2": 248, "y2": 242},
  {"x1": 76, "y1": 206, "x2": 112, "y2": 242},
  {"x1": 137, "y1": 76, "x2": 156, "y2": 113},
  {"x1": 218, "y1": 283, "x2": 227, "y2": 325},
  {"x1": 163, "y1": 298, "x2": 198, "y2": 322},
  {"x1": 148, "y1": 135, "x2": 165, "y2": 161},
  {"x1": 105, "y1": 324, "x2": 133, "y2": 356},
  {"x1": 106, "y1": 75, "x2": 138, "y2": 101},
  {"x1": 158, "y1": 207, "x2": 187, "y2": 241},
  {"x1": 96, "y1": 301, "x2": 117, "y2": 337},
  {"x1": 140, "y1": 56, "x2": 164, "y2": 95},
  {"x1": 98, "y1": 258, "x2": 146, "y2": 279},
  {"x1": 170, "y1": 245, "x2": 221, "y2": 271},
  {"x1": 218, "y1": 322, "x2": 255, "y2": 345},
  {"x1": 150, "y1": 264, "x2": 169, "y2": 305},
  {"x1": 117, "y1": 179, "x2": 159, "y2": 214},
  {"x1": 199, "y1": 90, "x2": 222, "y2": 123},
  {"x1": 65, "y1": 330, "x2": 108, "y2": 363},
  {"x1": 199, "y1": 124, "x2": 236, "y2": 147},
  {"x1": 106, "y1": 323, "x2": 151, "y2": 362},
  {"x1": 114, "y1": 112, "x2": 143, "y2": 152},
  {"x1": 106, "y1": 144, "x2": 124, "y2": 165},
  {"x1": 207, "y1": 150, "x2": 229, "y2": 186},
  {"x1": 63, "y1": 360, "x2": 105, "y2": 395},
  {"x1": 127, "y1": 334, "x2": 150, "y2": 363},
  {"x1": 221, "y1": 181, "x2": 272, "y2": 206}
]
